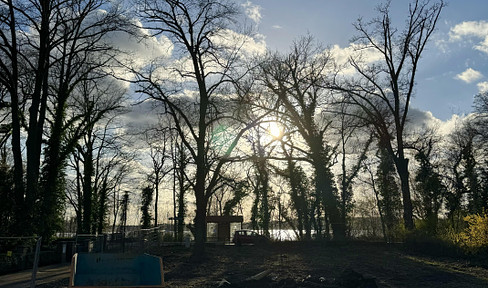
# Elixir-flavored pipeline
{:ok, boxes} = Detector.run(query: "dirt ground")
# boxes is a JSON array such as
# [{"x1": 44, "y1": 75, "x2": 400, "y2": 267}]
[
  {"x1": 160, "y1": 241, "x2": 488, "y2": 288},
  {"x1": 34, "y1": 241, "x2": 488, "y2": 287}
]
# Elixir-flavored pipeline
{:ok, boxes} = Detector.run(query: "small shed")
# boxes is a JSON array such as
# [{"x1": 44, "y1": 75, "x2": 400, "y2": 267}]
[{"x1": 206, "y1": 215, "x2": 243, "y2": 242}]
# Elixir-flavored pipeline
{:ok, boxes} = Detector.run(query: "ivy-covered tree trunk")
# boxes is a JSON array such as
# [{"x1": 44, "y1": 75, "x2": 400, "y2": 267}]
[
  {"x1": 414, "y1": 146, "x2": 444, "y2": 235},
  {"x1": 258, "y1": 152, "x2": 271, "y2": 238},
  {"x1": 286, "y1": 159, "x2": 311, "y2": 240},
  {"x1": 177, "y1": 188, "x2": 186, "y2": 242},
  {"x1": 251, "y1": 185, "x2": 260, "y2": 231},
  {"x1": 0, "y1": 152, "x2": 15, "y2": 235},
  {"x1": 250, "y1": 137, "x2": 271, "y2": 237},
  {"x1": 377, "y1": 145, "x2": 401, "y2": 242},
  {"x1": 140, "y1": 186, "x2": 153, "y2": 229},
  {"x1": 463, "y1": 140, "x2": 481, "y2": 214},
  {"x1": 310, "y1": 139, "x2": 344, "y2": 241},
  {"x1": 38, "y1": 82, "x2": 71, "y2": 240},
  {"x1": 97, "y1": 179, "x2": 109, "y2": 235}
]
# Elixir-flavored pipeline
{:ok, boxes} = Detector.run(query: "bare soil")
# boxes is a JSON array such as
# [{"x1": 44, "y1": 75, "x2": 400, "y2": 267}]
[
  {"x1": 160, "y1": 241, "x2": 488, "y2": 288},
  {"x1": 35, "y1": 241, "x2": 488, "y2": 287}
]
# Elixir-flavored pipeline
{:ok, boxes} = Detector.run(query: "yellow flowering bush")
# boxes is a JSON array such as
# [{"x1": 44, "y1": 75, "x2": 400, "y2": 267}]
[{"x1": 458, "y1": 212, "x2": 488, "y2": 254}]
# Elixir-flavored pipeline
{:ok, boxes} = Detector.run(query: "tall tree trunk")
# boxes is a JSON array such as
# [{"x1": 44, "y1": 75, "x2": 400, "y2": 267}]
[
  {"x1": 369, "y1": 168, "x2": 388, "y2": 243},
  {"x1": 193, "y1": 187, "x2": 207, "y2": 259},
  {"x1": 340, "y1": 138, "x2": 349, "y2": 233},
  {"x1": 177, "y1": 142, "x2": 186, "y2": 242},
  {"x1": 6, "y1": 0, "x2": 26, "y2": 236},
  {"x1": 310, "y1": 139, "x2": 345, "y2": 240},
  {"x1": 192, "y1": 55, "x2": 209, "y2": 258},
  {"x1": 97, "y1": 180, "x2": 108, "y2": 235},
  {"x1": 82, "y1": 137, "x2": 94, "y2": 234},
  {"x1": 39, "y1": 133, "x2": 63, "y2": 240},
  {"x1": 75, "y1": 162, "x2": 83, "y2": 233},
  {"x1": 396, "y1": 157, "x2": 414, "y2": 230},
  {"x1": 177, "y1": 187, "x2": 186, "y2": 242},
  {"x1": 25, "y1": 0, "x2": 52, "y2": 230},
  {"x1": 154, "y1": 174, "x2": 159, "y2": 227},
  {"x1": 256, "y1": 143, "x2": 270, "y2": 237},
  {"x1": 39, "y1": 85, "x2": 70, "y2": 239},
  {"x1": 20, "y1": 0, "x2": 52, "y2": 237}
]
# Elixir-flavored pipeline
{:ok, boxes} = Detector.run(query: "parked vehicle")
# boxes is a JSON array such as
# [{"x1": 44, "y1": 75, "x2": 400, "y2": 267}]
[{"x1": 232, "y1": 230, "x2": 269, "y2": 246}]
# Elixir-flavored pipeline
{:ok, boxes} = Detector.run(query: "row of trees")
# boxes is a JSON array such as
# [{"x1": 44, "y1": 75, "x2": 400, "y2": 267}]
[
  {"x1": 2, "y1": 0, "x2": 488, "y2": 259},
  {"x1": 0, "y1": 0, "x2": 130, "y2": 240}
]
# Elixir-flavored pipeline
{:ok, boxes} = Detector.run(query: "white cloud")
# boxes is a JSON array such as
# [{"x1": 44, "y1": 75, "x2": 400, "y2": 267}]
[
  {"x1": 103, "y1": 19, "x2": 175, "y2": 84},
  {"x1": 100, "y1": 19, "x2": 170, "y2": 62},
  {"x1": 477, "y1": 81, "x2": 488, "y2": 93},
  {"x1": 114, "y1": 19, "x2": 174, "y2": 62},
  {"x1": 242, "y1": 1, "x2": 262, "y2": 24},
  {"x1": 211, "y1": 29, "x2": 267, "y2": 57},
  {"x1": 145, "y1": 29, "x2": 267, "y2": 85},
  {"x1": 122, "y1": 99, "x2": 163, "y2": 131},
  {"x1": 435, "y1": 39, "x2": 449, "y2": 54},
  {"x1": 438, "y1": 114, "x2": 463, "y2": 136},
  {"x1": 455, "y1": 68, "x2": 483, "y2": 83},
  {"x1": 406, "y1": 108, "x2": 469, "y2": 137},
  {"x1": 329, "y1": 44, "x2": 383, "y2": 75},
  {"x1": 449, "y1": 20, "x2": 488, "y2": 54},
  {"x1": 272, "y1": 25, "x2": 282, "y2": 29},
  {"x1": 406, "y1": 108, "x2": 441, "y2": 131}
]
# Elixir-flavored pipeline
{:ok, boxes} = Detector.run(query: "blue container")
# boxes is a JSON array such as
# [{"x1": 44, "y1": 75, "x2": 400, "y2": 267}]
[{"x1": 69, "y1": 253, "x2": 164, "y2": 287}]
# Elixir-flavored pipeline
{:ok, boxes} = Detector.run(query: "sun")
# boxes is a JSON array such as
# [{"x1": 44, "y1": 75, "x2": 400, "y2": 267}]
[{"x1": 267, "y1": 122, "x2": 283, "y2": 139}]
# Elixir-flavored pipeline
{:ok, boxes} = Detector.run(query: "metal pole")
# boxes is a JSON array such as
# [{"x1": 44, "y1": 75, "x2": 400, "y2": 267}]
[
  {"x1": 30, "y1": 236, "x2": 42, "y2": 288},
  {"x1": 172, "y1": 136, "x2": 177, "y2": 240}
]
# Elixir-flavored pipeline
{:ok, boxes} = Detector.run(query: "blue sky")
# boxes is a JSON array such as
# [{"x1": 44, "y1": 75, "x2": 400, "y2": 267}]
[{"x1": 240, "y1": 0, "x2": 488, "y2": 121}]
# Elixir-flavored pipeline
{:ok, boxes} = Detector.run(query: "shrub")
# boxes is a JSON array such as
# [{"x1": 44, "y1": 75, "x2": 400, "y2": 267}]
[
  {"x1": 458, "y1": 212, "x2": 488, "y2": 254},
  {"x1": 404, "y1": 227, "x2": 460, "y2": 257},
  {"x1": 439, "y1": 226, "x2": 462, "y2": 246}
]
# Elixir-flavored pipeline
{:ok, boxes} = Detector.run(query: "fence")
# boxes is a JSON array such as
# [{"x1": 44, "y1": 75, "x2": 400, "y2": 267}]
[
  {"x1": 0, "y1": 229, "x2": 190, "y2": 275},
  {"x1": 104, "y1": 227, "x2": 191, "y2": 254},
  {"x1": 0, "y1": 236, "x2": 41, "y2": 287}
]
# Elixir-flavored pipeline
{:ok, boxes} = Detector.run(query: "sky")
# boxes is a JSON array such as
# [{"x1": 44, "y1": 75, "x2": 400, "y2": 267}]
[
  {"x1": 238, "y1": 0, "x2": 488, "y2": 122},
  {"x1": 114, "y1": 0, "x2": 488, "y2": 224}
]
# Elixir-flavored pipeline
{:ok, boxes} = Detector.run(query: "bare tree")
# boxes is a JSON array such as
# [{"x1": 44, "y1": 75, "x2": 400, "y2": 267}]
[
  {"x1": 0, "y1": 1, "x2": 24, "y2": 231},
  {"x1": 333, "y1": 0, "x2": 445, "y2": 230},
  {"x1": 0, "y1": 0, "x2": 127, "y2": 238},
  {"x1": 258, "y1": 36, "x2": 344, "y2": 239},
  {"x1": 334, "y1": 103, "x2": 372, "y2": 235},
  {"x1": 132, "y1": 0, "x2": 266, "y2": 258},
  {"x1": 174, "y1": 137, "x2": 190, "y2": 242},
  {"x1": 144, "y1": 127, "x2": 172, "y2": 227},
  {"x1": 208, "y1": 175, "x2": 245, "y2": 217},
  {"x1": 66, "y1": 115, "x2": 133, "y2": 235},
  {"x1": 361, "y1": 159, "x2": 388, "y2": 242},
  {"x1": 474, "y1": 92, "x2": 488, "y2": 119}
]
